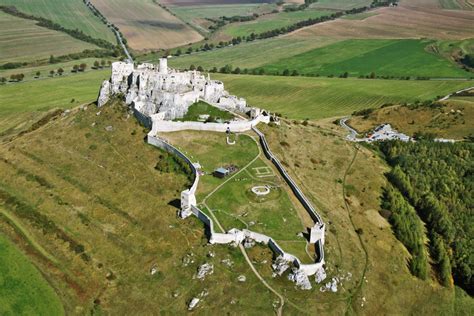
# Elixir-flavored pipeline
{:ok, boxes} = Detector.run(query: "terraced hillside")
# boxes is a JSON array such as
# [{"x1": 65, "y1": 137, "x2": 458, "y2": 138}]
[
  {"x1": 90, "y1": 0, "x2": 203, "y2": 50},
  {"x1": 0, "y1": 11, "x2": 98, "y2": 64},
  {"x1": 0, "y1": 0, "x2": 115, "y2": 43}
]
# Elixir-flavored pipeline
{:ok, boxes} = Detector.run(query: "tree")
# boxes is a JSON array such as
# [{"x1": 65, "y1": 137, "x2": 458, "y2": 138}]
[
  {"x1": 57, "y1": 68, "x2": 64, "y2": 76},
  {"x1": 197, "y1": 66, "x2": 204, "y2": 72},
  {"x1": 0, "y1": 77, "x2": 6, "y2": 84},
  {"x1": 233, "y1": 67, "x2": 241, "y2": 74},
  {"x1": 50, "y1": 70, "x2": 55, "y2": 77},
  {"x1": 258, "y1": 68, "x2": 265, "y2": 75},
  {"x1": 187, "y1": 47, "x2": 193, "y2": 54},
  {"x1": 79, "y1": 63, "x2": 87, "y2": 72},
  {"x1": 291, "y1": 70, "x2": 299, "y2": 76},
  {"x1": 101, "y1": 59, "x2": 106, "y2": 68},
  {"x1": 282, "y1": 69, "x2": 290, "y2": 76},
  {"x1": 107, "y1": 60, "x2": 112, "y2": 67},
  {"x1": 73, "y1": 65, "x2": 79, "y2": 73},
  {"x1": 370, "y1": 71, "x2": 376, "y2": 79},
  {"x1": 35, "y1": 71, "x2": 41, "y2": 78},
  {"x1": 342, "y1": 71, "x2": 349, "y2": 78},
  {"x1": 175, "y1": 49, "x2": 182, "y2": 56},
  {"x1": 189, "y1": 64, "x2": 196, "y2": 71},
  {"x1": 49, "y1": 55, "x2": 56, "y2": 64},
  {"x1": 94, "y1": 60, "x2": 100, "y2": 69}
]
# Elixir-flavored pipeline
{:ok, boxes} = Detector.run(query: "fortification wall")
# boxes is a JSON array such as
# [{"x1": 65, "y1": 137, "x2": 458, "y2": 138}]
[
  {"x1": 150, "y1": 115, "x2": 270, "y2": 134},
  {"x1": 142, "y1": 110, "x2": 325, "y2": 278}
]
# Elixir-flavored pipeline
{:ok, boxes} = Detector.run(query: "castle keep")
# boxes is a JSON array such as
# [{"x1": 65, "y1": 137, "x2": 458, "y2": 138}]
[{"x1": 97, "y1": 58, "x2": 247, "y2": 120}]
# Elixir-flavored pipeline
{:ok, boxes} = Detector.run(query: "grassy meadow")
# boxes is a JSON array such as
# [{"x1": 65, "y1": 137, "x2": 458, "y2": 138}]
[
  {"x1": 259, "y1": 39, "x2": 471, "y2": 78},
  {"x1": 0, "y1": 233, "x2": 63, "y2": 315},
  {"x1": 0, "y1": 0, "x2": 116, "y2": 43},
  {"x1": 179, "y1": 101, "x2": 234, "y2": 121},
  {"x1": 0, "y1": 11, "x2": 98, "y2": 64},
  {"x1": 214, "y1": 74, "x2": 473, "y2": 119}
]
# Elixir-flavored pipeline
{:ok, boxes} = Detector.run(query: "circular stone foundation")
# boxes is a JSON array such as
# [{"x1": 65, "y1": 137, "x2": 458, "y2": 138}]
[{"x1": 251, "y1": 185, "x2": 270, "y2": 196}]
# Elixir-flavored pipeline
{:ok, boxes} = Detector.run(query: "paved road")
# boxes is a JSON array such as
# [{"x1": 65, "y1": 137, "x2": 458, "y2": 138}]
[{"x1": 339, "y1": 117, "x2": 358, "y2": 141}]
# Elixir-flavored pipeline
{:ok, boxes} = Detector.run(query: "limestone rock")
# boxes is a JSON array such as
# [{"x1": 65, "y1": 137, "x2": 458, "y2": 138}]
[
  {"x1": 243, "y1": 237, "x2": 255, "y2": 249},
  {"x1": 195, "y1": 263, "x2": 214, "y2": 280},
  {"x1": 271, "y1": 256, "x2": 290, "y2": 277},
  {"x1": 288, "y1": 268, "x2": 312, "y2": 290},
  {"x1": 315, "y1": 267, "x2": 327, "y2": 284},
  {"x1": 188, "y1": 298, "x2": 200, "y2": 310},
  {"x1": 97, "y1": 80, "x2": 111, "y2": 107},
  {"x1": 237, "y1": 275, "x2": 246, "y2": 282}
]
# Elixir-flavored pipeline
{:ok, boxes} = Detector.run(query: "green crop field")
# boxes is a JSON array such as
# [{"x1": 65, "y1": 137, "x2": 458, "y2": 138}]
[
  {"x1": 165, "y1": 37, "x2": 339, "y2": 70},
  {"x1": 0, "y1": 233, "x2": 63, "y2": 315},
  {"x1": 341, "y1": 11, "x2": 377, "y2": 20},
  {"x1": 213, "y1": 74, "x2": 473, "y2": 119},
  {"x1": 259, "y1": 39, "x2": 471, "y2": 78},
  {"x1": 0, "y1": 11, "x2": 98, "y2": 64},
  {"x1": 0, "y1": 0, "x2": 116, "y2": 43},
  {"x1": 309, "y1": 0, "x2": 372, "y2": 10},
  {"x1": 221, "y1": 9, "x2": 334, "y2": 38}
]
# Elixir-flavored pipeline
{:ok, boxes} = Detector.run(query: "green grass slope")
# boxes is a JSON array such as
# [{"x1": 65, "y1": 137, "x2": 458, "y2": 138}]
[
  {"x1": 260, "y1": 39, "x2": 471, "y2": 78},
  {"x1": 214, "y1": 74, "x2": 473, "y2": 119},
  {"x1": 0, "y1": 0, "x2": 116, "y2": 43},
  {"x1": 0, "y1": 233, "x2": 63, "y2": 316},
  {"x1": 0, "y1": 11, "x2": 98, "y2": 63}
]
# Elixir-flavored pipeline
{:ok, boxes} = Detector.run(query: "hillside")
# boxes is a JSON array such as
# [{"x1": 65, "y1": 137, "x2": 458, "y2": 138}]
[{"x1": 348, "y1": 97, "x2": 474, "y2": 139}]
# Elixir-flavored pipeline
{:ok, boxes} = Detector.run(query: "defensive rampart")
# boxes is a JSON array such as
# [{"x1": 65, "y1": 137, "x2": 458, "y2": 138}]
[{"x1": 140, "y1": 112, "x2": 325, "y2": 279}]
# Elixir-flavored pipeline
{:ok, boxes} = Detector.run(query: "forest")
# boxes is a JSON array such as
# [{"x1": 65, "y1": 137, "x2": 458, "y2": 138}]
[{"x1": 380, "y1": 141, "x2": 472, "y2": 293}]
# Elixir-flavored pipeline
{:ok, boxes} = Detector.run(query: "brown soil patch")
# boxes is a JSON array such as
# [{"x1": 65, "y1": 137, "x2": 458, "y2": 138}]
[{"x1": 291, "y1": 0, "x2": 474, "y2": 40}]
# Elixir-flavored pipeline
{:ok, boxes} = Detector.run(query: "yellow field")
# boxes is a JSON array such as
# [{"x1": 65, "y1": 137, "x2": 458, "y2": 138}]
[{"x1": 91, "y1": 0, "x2": 203, "y2": 50}]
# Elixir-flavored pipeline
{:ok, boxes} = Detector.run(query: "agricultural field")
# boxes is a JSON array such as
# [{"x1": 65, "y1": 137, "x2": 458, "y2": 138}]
[
  {"x1": 438, "y1": 0, "x2": 474, "y2": 10},
  {"x1": 0, "y1": 11, "x2": 98, "y2": 64},
  {"x1": 168, "y1": 3, "x2": 277, "y2": 32},
  {"x1": 220, "y1": 8, "x2": 334, "y2": 38},
  {"x1": 309, "y1": 0, "x2": 372, "y2": 10},
  {"x1": 348, "y1": 98, "x2": 474, "y2": 139},
  {"x1": 0, "y1": 0, "x2": 116, "y2": 43},
  {"x1": 0, "y1": 233, "x2": 63, "y2": 315},
  {"x1": 90, "y1": 0, "x2": 203, "y2": 50},
  {"x1": 259, "y1": 39, "x2": 471, "y2": 78},
  {"x1": 165, "y1": 36, "x2": 339, "y2": 69},
  {"x1": 214, "y1": 74, "x2": 473, "y2": 119},
  {"x1": 293, "y1": 0, "x2": 474, "y2": 40}
]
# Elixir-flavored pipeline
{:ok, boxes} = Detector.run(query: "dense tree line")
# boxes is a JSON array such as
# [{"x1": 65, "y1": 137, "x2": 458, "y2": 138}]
[
  {"x1": 380, "y1": 141, "x2": 473, "y2": 292},
  {"x1": 382, "y1": 185, "x2": 429, "y2": 279}
]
